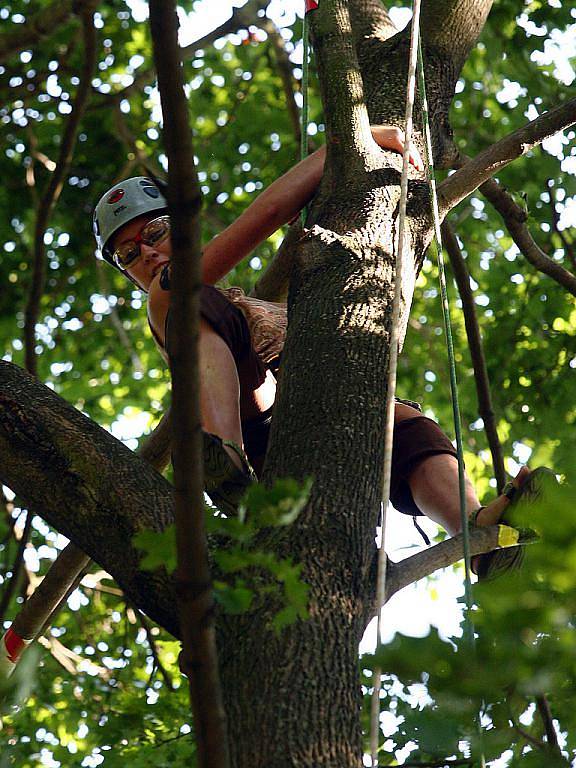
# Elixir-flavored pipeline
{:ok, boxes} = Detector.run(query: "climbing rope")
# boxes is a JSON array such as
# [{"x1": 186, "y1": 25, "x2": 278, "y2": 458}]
[
  {"x1": 300, "y1": 1, "x2": 317, "y2": 224},
  {"x1": 416, "y1": 37, "x2": 486, "y2": 768},
  {"x1": 416, "y1": 38, "x2": 475, "y2": 627},
  {"x1": 370, "y1": 0, "x2": 423, "y2": 764}
]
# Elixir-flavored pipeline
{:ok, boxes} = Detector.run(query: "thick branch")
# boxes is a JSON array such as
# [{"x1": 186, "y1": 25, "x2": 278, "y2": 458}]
[
  {"x1": 149, "y1": 2, "x2": 230, "y2": 766},
  {"x1": 439, "y1": 98, "x2": 576, "y2": 215},
  {"x1": 347, "y1": 0, "x2": 397, "y2": 45},
  {"x1": 420, "y1": 0, "x2": 493, "y2": 68},
  {"x1": 0, "y1": 360, "x2": 179, "y2": 636},
  {"x1": 4, "y1": 409, "x2": 173, "y2": 661},
  {"x1": 23, "y1": 10, "x2": 97, "y2": 376},
  {"x1": 479, "y1": 176, "x2": 576, "y2": 297},
  {"x1": 441, "y1": 221, "x2": 506, "y2": 490},
  {"x1": 310, "y1": 0, "x2": 376, "y2": 177}
]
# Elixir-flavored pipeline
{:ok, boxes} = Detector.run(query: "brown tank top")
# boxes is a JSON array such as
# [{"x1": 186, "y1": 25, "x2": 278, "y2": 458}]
[{"x1": 147, "y1": 286, "x2": 287, "y2": 368}]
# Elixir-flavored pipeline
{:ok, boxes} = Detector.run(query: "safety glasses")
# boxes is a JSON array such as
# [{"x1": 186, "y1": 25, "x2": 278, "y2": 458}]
[{"x1": 112, "y1": 215, "x2": 170, "y2": 269}]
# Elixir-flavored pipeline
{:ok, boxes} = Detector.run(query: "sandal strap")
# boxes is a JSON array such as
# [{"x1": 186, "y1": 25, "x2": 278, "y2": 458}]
[
  {"x1": 501, "y1": 480, "x2": 518, "y2": 502},
  {"x1": 469, "y1": 506, "x2": 485, "y2": 527},
  {"x1": 221, "y1": 439, "x2": 257, "y2": 481}
]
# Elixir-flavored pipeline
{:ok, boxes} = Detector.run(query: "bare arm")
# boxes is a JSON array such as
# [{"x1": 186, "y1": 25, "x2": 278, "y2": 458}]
[
  {"x1": 201, "y1": 125, "x2": 422, "y2": 285},
  {"x1": 201, "y1": 147, "x2": 326, "y2": 284}
]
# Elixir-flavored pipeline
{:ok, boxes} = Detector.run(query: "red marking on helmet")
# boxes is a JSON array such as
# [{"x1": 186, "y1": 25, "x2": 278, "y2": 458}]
[
  {"x1": 107, "y1": 189, "x2": 125, "y2": 204},
  {"x1": 305, "y1": 0, "x2": 318, "y2": 11}
]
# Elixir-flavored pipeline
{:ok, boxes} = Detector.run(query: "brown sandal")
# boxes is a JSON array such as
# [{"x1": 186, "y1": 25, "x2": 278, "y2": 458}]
[
  {"x1": 471, "y1": 467, "x2": 556, "y2": 581},
  {"x1": 203, "y1": 431, "x2": 256, "y2": 516}
]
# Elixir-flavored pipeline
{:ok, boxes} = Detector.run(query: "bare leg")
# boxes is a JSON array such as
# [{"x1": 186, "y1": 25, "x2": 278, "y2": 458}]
[
  {"x1": 394, "y1": 402, "x2": 531, "y2": 536},
  {"x1": 199, "y1": 318, "x2": 244, "y2": 469},
  {"x1": 408, "y1": 453, "x2": 479, "y2": 536},
  {"x1": 198, "y1": 319, "x2": 276, "y2": 473}
]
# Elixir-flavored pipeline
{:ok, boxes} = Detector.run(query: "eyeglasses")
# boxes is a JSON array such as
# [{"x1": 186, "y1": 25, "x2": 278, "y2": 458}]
[{"x1": 112, "y1": 215, "x2": 171, "y2": 269}]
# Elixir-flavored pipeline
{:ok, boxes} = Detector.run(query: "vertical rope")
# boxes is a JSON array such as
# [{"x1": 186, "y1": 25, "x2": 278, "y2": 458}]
[
  {"x1": 370, "y1": 2, "x2": 423, "y2": 765},
  {"x1": 416, "y1": 38, "x2": 475, "y2": 643},
  {"x1": 417, "y1": 39, "x2": 486, "y2": 768},
  {"x1": 300, "y1": 8, "x2": 312, "y2": 224}
]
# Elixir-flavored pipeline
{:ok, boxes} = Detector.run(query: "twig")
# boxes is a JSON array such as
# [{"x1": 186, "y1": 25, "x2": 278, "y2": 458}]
[
  {"x1": 547, "y1": 179, "x2": 576, "y2": 271},
  {"x1": 260, "y1": 18, "x2": 303, "y2": 145},
  {"x1": 0, "y1": 511, "x2": 32, "y2": 623},
  {"x1": 441, "y1": 220, "x2": 506, "y2": 490},
  {"x1": 95, "y1": 259, "x2": 144, "y2": 375},
  {"x1": 535, "y1": 695, "x2": 563, "y2": 756},
  {"x1": 138, "y1": 610, "x2": 175, "y2": 691},
  {"x1": 23, "y1": 8, "x2": 97, "y2": 376},
  {"x1": 439, "y1": 97, "x2": 576, "y2": 215},
  {"x1": 478, "y1": 175, "x2": 576, "y2": 297},
  {"x1": 149, "y1": 3, "x2": 229, "y2": 767},
  {"x1": 112, "y1": 100, "x2": 166, "y2": 181}
]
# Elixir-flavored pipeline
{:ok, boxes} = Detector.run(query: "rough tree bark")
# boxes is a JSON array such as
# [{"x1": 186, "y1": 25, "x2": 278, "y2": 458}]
[{"x1": 1, "y1": 1, "x2": 570, "y2": 766}]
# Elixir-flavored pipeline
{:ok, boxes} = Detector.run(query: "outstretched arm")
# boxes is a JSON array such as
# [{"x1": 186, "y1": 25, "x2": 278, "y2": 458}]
[{"x1": 201, "y1": 125, "x2": 422, "y2": 285}]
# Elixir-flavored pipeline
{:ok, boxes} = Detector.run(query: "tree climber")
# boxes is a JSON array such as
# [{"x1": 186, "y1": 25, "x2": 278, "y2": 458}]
[{"x1": 93, "y1": 125, "x2": 542, "y2": 580}]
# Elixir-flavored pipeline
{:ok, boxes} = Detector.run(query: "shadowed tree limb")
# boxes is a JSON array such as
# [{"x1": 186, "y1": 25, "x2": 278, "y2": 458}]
[
  {"x1": 149, "y1": 2, "x2": 230, "y2": 767},
  {"x1": 441, "y1": 220, "x2": 506, "y2": 490},
  {"x1": 476, "y1": 174, "x2": 576, "y2": 297},
  {"x1": 23, "y1": 9, "x2": 97, "y2": 377},
  {"x1": 438, "y1": 97, "x2": 576, "y2": 216},
  {"x1": 250, "y1": 221, "x2": 304, "y2": 301},
  {"x1": 0, "y1": 408, "x2": 173, "y2": 679}
]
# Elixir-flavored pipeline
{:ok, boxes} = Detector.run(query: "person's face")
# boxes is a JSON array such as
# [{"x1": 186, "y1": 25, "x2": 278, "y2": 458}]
[{"x1": 111, "y1": 213, "x2": 171, "y2": 291}]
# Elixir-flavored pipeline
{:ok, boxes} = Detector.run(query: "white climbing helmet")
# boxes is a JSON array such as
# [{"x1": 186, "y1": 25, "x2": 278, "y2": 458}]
[{"x1": 93, "y1": 176, "x2": 168, "y2": 266}]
